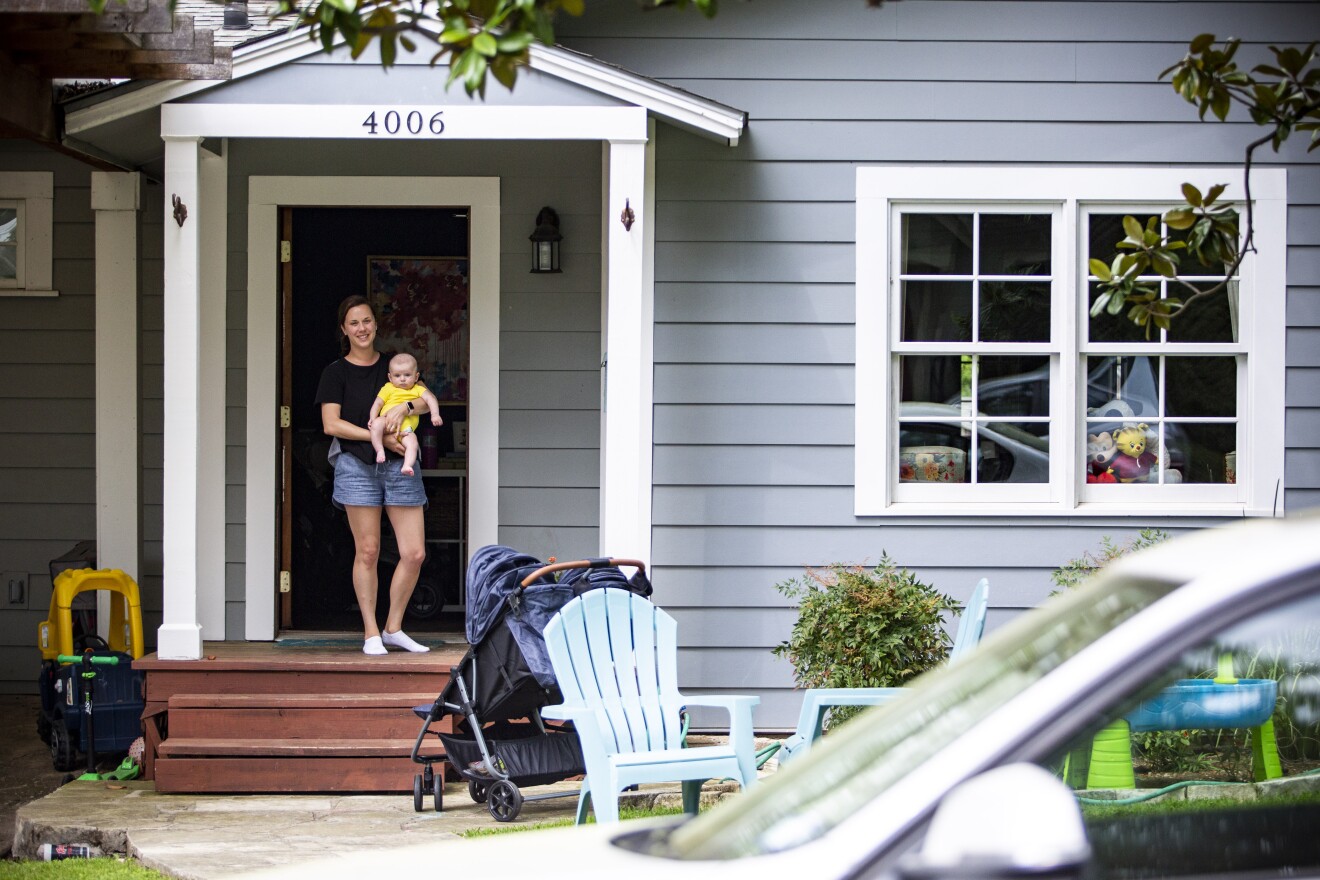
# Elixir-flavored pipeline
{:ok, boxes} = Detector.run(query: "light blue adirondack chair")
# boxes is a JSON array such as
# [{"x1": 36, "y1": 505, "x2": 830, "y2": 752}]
[
  {"x1": 776, "y1": 577, "x2": 990, "y2": 764},
  {"x1": 541, "y1": 589, "x2": 760, "y2": 824}
]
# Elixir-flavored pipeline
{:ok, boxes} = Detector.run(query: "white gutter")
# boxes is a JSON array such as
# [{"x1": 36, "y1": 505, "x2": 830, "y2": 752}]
[{"x1": 527, "y1": 43, "x2": 745, "y2": 145}]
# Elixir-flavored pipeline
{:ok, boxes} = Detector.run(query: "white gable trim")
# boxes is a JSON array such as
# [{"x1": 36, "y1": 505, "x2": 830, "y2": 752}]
[{"x1": 64, "y1": 29, "x2": 746, "y2": 144}]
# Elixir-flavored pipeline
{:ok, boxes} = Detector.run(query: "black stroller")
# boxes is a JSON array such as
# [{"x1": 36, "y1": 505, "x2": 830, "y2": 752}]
[{"x1": 410, "y1": 545, "x2": 651, "y2": 821}]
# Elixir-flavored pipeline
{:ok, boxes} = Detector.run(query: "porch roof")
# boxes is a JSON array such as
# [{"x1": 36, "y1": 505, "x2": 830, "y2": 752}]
[{"x1": 62, "y1": 20, "x2": 748, "y2": 151}]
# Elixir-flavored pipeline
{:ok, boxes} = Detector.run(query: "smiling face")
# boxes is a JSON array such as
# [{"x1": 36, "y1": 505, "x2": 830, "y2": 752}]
[
  {"x1": 388, "y1": 354, "x2": 419, "y2": 390},
  {"x1": 340, "y1": 303, "x2": 377, "y2": 353}
]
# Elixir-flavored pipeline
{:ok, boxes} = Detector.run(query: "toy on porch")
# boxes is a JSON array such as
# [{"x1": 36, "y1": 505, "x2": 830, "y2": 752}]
[{"x1": 37, "y1": 568, "x2": 146, "y2": 773}]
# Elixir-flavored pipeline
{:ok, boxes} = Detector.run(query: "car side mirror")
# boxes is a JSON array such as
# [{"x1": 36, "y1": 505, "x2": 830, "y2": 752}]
[{"x1": 899, "y1": 763, "x2": 1090, "y2": 880}]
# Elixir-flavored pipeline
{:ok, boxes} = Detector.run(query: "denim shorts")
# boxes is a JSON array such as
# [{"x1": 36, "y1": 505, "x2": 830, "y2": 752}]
[{"x1": 332, "y1": 452, "x2": 427, "y2": 509}]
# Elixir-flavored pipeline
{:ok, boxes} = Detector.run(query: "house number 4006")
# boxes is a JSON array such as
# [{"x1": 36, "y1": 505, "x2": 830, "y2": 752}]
[{"x1": 362, "y1": 110, "x2": 445, "y2": 136}]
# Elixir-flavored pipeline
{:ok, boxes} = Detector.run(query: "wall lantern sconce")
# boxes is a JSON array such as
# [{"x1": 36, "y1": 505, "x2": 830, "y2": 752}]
[{"x1": 529, "y1": 206, "x2": 562, "y2": 274}]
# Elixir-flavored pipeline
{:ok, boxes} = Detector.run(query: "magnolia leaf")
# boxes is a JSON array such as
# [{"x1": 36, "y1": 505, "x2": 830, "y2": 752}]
[
  {"x1": 1182, "y1": 182, "x2": 1204, "y2": 206},
  {"x1": 1122, "y1": 215, "x2": 1143, "y2": 239},
  {"x1": 1089, "y1": 258, "x2": 1113, "y2": 281},
  {"x1": 1190, "y1": 33, "x2": 1216, "y2": 53},
  {"x1": 1204, "y1": 183, "x2": 1227, "y2": 205},
  {"x1": 472, "y1": 31, "x2": 497, "y2": 57},
  {"x1": 1165, "y1": 208, "x2": 1195, "y2": 229}
]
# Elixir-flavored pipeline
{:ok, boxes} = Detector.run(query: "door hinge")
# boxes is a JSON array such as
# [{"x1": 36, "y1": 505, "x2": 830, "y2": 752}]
[
  {"x1": 279, "y1": 405, "x2": 291, "y2": 428},
  {"x1": 279, "y1": 571, "x2": 291, "y2": 594},
  {"x1": 280, "y1": 240, "x2": 291, "y2": 263}
]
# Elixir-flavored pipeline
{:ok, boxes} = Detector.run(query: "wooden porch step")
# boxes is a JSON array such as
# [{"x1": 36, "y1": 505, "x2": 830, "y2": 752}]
[
  {"x1": 136, "y1": 642, "x2": 465, "y2": 793},
  {"x1": 165, "y1": 692, "x2": 440, "y2": 740},
  {"x1": 158, "y1": 737, "x2": 445, "y2": 758}
]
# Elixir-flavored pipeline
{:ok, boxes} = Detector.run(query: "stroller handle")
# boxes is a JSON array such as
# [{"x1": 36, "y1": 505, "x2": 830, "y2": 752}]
[{"x1": 520, "y1": 557, "x2": 646, "y2": 588}]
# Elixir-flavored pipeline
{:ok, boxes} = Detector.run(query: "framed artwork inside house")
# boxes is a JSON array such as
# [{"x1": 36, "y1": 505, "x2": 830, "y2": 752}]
[{"x1": 367, "y1": 255, "x2": 470, "y2": 402}]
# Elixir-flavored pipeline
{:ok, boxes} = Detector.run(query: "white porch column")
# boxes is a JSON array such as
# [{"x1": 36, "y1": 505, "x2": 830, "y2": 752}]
[
  {"x1": 90, "y1": 172, "x2": 142, "y2": 594},
  {"x1": 197, "y1": 142, "x2": 228, "y2": 640},
  {"x1": 599, "y1": 134, "x2": 654, "y2": 561},
  {"x1": 158, "y1": 135, "x2": 204, "y2": 659}
]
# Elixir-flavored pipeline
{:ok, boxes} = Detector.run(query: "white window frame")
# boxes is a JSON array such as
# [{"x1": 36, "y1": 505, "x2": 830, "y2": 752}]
[
  {"x1": 856, "y1": 166, "x2": 1286, "y2": 518},
  {"x1": 0, "y1": 172, "x2": 56, "y2": 296}
]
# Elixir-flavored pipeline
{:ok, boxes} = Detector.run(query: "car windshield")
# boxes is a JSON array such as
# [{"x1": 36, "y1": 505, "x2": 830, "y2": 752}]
[{"x1": 660, "y1": 573, "x2": 1180, "y2": 861}]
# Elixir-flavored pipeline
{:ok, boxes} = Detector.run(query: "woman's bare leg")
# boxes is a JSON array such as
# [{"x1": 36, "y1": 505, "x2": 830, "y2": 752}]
[
  {"x1": 344, "y1": 505, "x2": 384, "y2": 645},
  {"x1": 380, "y1": 505, "x2": 429, "y2": 651}
]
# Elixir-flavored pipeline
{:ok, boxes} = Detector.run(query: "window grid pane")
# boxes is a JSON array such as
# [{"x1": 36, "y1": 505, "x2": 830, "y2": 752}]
[
  {"x1": 1086, "y1": 210, "x2": 1240, "y2": 346},
  {"x1": 1084, "y1": 355, "x2": 1238, "y2": 486},
  {"x1": 0, "y1": 203, "x2": 21, "y2": 283},
  {"x1": 899, "y1": 211, "x2": 1052, "y2": 345}
]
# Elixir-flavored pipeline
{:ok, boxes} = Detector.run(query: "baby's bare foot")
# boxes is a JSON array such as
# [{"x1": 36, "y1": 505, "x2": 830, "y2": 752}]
[{"x1": 401, "y1": 464, "x2": 414, "y2": 476}]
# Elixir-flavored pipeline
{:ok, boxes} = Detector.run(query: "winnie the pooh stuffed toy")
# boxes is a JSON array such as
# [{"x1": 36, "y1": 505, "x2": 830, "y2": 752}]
[{"x1": 1108, "y1": 423, "x2": 1158, "y2": 482}]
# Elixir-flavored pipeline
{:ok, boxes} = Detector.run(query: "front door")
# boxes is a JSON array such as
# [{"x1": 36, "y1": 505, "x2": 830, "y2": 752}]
[{"x1": 280, "y1": 206, "x2": 470, "y2": 631}]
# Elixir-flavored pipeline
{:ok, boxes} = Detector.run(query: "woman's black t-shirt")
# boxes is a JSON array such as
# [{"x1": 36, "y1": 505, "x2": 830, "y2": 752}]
[{"x1": 314, "y1": 353, "x2": 394, "y2": 465}]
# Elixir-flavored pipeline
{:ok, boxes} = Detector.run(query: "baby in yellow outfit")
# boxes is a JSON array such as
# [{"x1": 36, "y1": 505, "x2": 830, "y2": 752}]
[{"x1": 369, "y1": 353, "x2": 443, "y2": 476}]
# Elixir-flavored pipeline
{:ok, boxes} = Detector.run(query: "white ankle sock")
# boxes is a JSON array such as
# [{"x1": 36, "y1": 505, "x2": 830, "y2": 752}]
[
  {"x1": 363, "y1": 635, "x2": 387, "y2": 656},
  {"x1": 381, "y1": 629, "x2": 430, "y2": 653}
]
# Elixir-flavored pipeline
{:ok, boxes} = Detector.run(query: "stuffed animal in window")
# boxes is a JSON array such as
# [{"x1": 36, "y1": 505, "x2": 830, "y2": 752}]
[
  {"x1": 1086, "y1": 432, "x2": 1118, "y2": 483},
  {"x1": 1109, "y1": 423, "x2": 1158, "y2": 483}
]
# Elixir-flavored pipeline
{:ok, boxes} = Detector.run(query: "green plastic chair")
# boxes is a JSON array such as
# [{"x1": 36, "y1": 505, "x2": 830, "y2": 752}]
[
  {"x1": 541, "y1": 589, "x2": 759, "y2": 824},
  {"x1": 776, "y1": 578, "x2": 990, "y2": 764}
]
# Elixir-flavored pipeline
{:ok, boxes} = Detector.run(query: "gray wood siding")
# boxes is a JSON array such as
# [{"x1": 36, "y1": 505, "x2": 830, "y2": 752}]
[
  {"x1": 0, "y1": 143, "x2": 164, "y2": 693},
  {"x1": 557, "y1": 0, "x2": 1320, "y2": 728}
]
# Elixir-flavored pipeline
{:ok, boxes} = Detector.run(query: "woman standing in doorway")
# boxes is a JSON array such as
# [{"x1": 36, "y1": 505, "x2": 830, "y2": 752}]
[{"x1": 315, "y1": 295, "x2": 432, "y2": 655}]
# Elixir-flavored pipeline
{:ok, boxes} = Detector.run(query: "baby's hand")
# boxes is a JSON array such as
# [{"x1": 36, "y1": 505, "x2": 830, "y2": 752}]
[{"x1": 431, "y1": 413, "x2": 443, "y2": 427}]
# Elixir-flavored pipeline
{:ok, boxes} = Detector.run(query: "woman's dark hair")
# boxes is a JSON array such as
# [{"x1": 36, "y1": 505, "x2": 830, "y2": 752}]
[{"x1": 336, "y1": 295, "x2": 374, "y2": 356}]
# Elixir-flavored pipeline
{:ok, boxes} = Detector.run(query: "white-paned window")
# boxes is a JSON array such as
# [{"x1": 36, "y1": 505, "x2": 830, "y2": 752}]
[
  {"x1": 855, "y1": 167, "x2": 1286, "y2": 517},
  {"x1": 0, "y1": 172, "x2": 56, "y2": 296}
]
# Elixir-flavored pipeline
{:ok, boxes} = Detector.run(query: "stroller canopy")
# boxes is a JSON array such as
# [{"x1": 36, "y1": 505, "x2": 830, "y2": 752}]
[{"x1": 465, "y1": 545, "x2": 573, "y2": 688}]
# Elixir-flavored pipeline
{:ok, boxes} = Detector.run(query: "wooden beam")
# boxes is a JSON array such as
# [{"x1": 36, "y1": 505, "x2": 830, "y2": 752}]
[
  {"x1": 84, "y1": 0, "x2": 175, "y2": 35},
  {"x1": 1, "y1": 0, "x2": 149, "y2": 12},
  {"x1": 14, "y1": 41, "x2": 223, "y2": 68},
  {"x1": 0, "y1": 50, "x2": 56, "y2": 143},
  {"x1": 30, "y1": 57, "x2": 231, "y2": 78}
]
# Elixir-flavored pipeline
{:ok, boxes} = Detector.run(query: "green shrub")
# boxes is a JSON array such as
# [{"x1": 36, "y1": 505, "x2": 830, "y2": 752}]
[
  {"x1": 772, "y1": 555, "x2": 961, "y2": 726},
  {"x1": 1050, "y1": 529, "x2": 1170, "y2": 594}
]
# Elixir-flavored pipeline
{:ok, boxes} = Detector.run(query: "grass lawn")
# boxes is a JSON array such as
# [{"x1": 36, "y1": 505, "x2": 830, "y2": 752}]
[{"x1": 0, "y1": 858, "x2": 169, "y2": 879}]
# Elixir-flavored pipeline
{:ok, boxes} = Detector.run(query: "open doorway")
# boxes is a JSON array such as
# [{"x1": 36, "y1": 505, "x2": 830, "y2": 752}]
[{"x1": 283, "y1": 206, "x2": 470, "y2": 632}]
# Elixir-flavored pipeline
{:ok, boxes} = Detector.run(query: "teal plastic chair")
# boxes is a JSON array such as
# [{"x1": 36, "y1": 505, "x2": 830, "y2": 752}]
[
  {"x1": 541, "y1": 589, "x2": 760, "y2": 824},
  {"x1": 777, "y1": 577, "x2": 990, "y2": 764}
]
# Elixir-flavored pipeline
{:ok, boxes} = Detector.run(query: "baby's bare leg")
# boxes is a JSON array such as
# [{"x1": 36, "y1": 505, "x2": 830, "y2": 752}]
[
  {"x1": 370, "y1": 418, "x2": 388, "y2": 463},
  {"x1": 400, "y1": 432, "x2": 420, "y2": 476}
]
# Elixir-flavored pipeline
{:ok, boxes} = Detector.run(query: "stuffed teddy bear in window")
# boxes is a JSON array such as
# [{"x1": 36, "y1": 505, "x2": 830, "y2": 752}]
[{"x1": 1108, "y1": 423, "x2": 1158, "y2": 483}]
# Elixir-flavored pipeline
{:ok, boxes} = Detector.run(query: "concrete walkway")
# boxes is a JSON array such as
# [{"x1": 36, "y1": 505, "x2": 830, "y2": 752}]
[{"x1": 12, "y1": 770, "x2": 748, "y2": 878}]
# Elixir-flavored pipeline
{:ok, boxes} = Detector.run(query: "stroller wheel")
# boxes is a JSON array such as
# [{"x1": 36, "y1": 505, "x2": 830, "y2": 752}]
[
  {"x1": 413, "y1": 774, "x2": 425, "y2": 813},
  {"x1": 468, "y1": 779, "x2": 489, "y2": 803},
  {"x1": 432, "y1": 772, "x2": 444, "y2": 812},
  {"x1": 487, "y1": 779, "x2": 523, "y2": 822}
]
